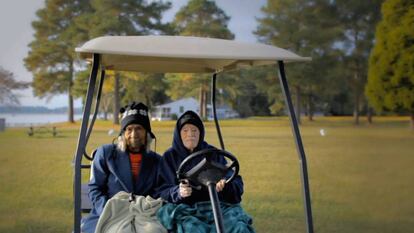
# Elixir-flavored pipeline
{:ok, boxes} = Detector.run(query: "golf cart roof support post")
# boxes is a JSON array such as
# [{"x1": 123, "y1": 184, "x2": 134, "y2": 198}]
[
  {"x1": 73, "y1": 53, "x2": 100, "y2": 233},
  {"x1": 211, "y1": 73, "x2": 225, "y2": 150},
  {"x1": 84, "y1": 69, "x2": 106, "y2": 160},
  {"x1": 277, "y1": 61, "x2": 314, "y2": 233}
]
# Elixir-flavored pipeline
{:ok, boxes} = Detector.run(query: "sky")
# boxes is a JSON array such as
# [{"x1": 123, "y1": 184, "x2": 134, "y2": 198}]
[{"x1": 0, "y1": 0, "x2": 267, "y2": 108}]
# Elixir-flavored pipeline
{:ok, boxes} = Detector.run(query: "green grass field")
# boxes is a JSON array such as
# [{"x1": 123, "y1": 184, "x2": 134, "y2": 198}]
[{"x1": 0, "y1": 117, "x2": 413, "y2": 233}]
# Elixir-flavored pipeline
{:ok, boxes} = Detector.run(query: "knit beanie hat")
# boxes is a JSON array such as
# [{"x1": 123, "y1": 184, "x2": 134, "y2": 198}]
[{"x1": 119, "y1": 102, "x2": 155, "y2": 138}]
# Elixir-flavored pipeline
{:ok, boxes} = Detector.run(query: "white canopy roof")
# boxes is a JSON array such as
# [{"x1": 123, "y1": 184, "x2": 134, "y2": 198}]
[{"x1": 75, "y1": 36, "x2": 310, "y2": 73}]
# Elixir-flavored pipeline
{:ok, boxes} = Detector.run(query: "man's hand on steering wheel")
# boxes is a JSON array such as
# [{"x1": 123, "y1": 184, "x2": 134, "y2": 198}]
[
  {"x1": 179, "y1": 179, "x2": 192, "y2": 198},
  {"x1": 216, "y1": 179, "x2": 226, "y2": 192},
  {"x1": 180, "y1": 178, "x2": 226, "y2": 198}
]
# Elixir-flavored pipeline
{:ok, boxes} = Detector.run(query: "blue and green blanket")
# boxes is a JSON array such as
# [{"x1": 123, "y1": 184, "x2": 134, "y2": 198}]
[{"x1": 157, "y1": 201, "x2": 255, "y2": 233}]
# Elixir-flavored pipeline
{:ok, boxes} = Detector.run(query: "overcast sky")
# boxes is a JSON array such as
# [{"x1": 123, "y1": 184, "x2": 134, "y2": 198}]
[{"x1": 0, "y1": 0, "x2": 266, "y2": 108}]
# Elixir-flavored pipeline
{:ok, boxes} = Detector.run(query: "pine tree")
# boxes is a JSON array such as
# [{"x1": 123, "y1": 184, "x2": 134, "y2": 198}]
[
  {"x1": 170, "y1": 0, "x2": 234, "y2": 119},
  {"x1": 366, "y1": 0, "x2": 414, "y2": 129},
  {"x1": 335, "y1": 0, "x2": 383, "y2": 124},
  {"x1": 255, "y1": 0, "x2": 341, "y2": 122},
  {"x1": 24, "y1": 0, "x2": 92, "y2": 123},
  {"x1": 74, "y1": 0, "x2": 171, "y2": 124}
]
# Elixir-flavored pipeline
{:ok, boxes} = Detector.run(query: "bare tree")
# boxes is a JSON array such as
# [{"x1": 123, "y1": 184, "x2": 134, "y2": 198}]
[{"x1": 0, "y1": 67, "x2": 30, "y2": 105}]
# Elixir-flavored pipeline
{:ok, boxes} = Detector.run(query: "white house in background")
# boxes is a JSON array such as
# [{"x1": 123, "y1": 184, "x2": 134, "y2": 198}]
[
  {"x1": 151, "y1": 97, "x2": 239, "y2": 121},
  {"x1": 151, "y1": 98, "x2": 198, "y2": 121}
]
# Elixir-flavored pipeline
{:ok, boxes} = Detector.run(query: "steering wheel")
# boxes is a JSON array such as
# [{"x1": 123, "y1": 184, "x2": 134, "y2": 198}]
[{"x1": 176, "y1": 148, "x2": 239, "y2": 187}]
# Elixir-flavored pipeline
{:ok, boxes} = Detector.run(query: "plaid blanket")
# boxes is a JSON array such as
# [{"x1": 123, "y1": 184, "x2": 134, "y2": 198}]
[{"x1": 157, "y1": 201, "x2": 255, "y2": 233}]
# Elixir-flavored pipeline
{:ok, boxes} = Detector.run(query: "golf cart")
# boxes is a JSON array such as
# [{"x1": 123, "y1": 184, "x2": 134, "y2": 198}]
[{"x1": 74, "y1": 36, "x2": 313, "y2": 233}]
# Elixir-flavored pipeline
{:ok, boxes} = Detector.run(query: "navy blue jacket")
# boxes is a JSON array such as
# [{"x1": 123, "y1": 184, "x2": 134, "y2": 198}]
[
  {"x1": 155, "y1": 112, "x2": 243, "y2": 205},
  {"x1": 81, "y1": 144, "x2": 161, "y2": 233}
]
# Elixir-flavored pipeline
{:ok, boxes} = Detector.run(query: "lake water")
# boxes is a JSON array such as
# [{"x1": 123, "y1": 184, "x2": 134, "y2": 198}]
[{"x1": 0, "y1": 113, "x2": 83, "y2": 127}]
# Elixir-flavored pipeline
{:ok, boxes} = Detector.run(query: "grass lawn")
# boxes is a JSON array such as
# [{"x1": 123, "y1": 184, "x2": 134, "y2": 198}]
[{"x1": 0, "y1": 116, "x2": 413, "y2": 233}]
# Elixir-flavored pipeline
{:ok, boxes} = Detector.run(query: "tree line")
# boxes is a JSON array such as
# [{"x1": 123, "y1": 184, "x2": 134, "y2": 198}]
[{"x1": 13, "y1": 0, "x2": 413, "y2": 127}]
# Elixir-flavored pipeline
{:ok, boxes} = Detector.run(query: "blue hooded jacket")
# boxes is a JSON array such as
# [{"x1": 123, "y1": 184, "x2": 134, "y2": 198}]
[
  {"x1": 81, "y1": 144, "x2": 161, "y2": 233},
  {"x1": 155, "y1": 111, "x2": 243, "y2": 205}
]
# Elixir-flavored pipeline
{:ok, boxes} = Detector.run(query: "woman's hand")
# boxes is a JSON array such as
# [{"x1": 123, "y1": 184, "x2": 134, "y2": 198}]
[
  {"x1": 179, "y1": 179, "x2": 192, "y2": 198},
  {"x1": 216, "y1": 179, "x2": 226, "y2": 192}
]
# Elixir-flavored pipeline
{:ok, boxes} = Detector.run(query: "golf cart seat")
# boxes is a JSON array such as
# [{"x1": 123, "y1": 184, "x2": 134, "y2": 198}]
[
  {"x1": 81, "y1": 184, "x2": 92, "y2": 213},
  {"x1": 80, "y1": 149, "x2": 97, "y2": 213}
]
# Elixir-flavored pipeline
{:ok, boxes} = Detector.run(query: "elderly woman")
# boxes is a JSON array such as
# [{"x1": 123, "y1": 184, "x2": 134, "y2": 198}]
[
  {"x1": 156, "y1": 111, "x2": 254, "y2": 233},
  {"x1": 81, "y1": 102, "x2": 162, "y2": 233}
]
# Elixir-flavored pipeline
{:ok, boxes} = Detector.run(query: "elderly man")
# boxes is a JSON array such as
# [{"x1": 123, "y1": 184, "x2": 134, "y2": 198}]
[
  {"x1": 156, "y1": 111, "x2": 254, "y2": 233},
  {"x1": 81, "y1": 102, "x2": 161, "y2": 233}
]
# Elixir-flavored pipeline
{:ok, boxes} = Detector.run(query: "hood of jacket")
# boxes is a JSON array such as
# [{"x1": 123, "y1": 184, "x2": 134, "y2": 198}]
[{"x1": 172, "y1": 111, "x2": 208, "y2": 158}]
